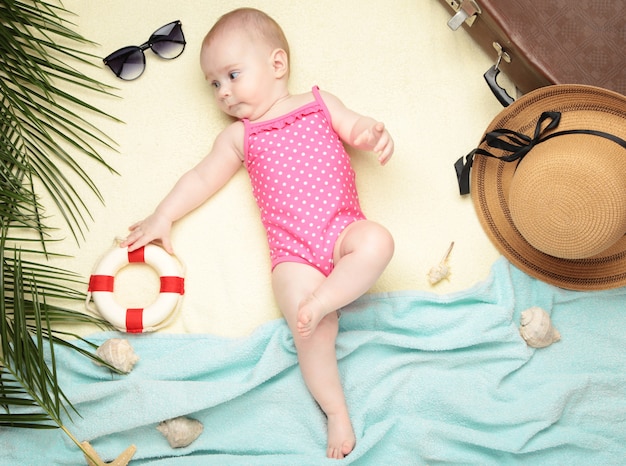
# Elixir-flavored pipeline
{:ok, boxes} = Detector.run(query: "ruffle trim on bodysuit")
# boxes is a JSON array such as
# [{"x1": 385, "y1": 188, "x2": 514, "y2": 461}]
[{"x1": 245, "y1": 101, "x2": 322, "y2": 137}]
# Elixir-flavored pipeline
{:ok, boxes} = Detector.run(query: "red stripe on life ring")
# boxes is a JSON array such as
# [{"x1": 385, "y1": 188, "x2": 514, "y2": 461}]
[
  {"x1": 126, "y1": 308, "x2": 144, "y2": 333},
  {"x1": 160, "y1": 276, "x2": 185, "y2": 294},
  {"x1": 128, "y1": 247, "x2": 145, "y2": 263},
  {"x1": 88, "y1": 275, "x2": 114, "y2": 292}
]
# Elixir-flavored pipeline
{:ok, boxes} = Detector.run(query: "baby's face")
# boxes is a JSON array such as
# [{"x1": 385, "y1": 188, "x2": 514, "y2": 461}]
[{"x1": 200, "y1": 31, "x2": 278, "y2": 120}]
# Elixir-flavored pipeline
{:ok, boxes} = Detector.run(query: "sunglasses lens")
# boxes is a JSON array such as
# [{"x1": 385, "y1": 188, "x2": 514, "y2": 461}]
[
  {"x1": 104, "y1": 46, "x2": 146, "y2": 80},
  {"x1": 150, "y1": 21, "x2": 186, "y2": 59}
]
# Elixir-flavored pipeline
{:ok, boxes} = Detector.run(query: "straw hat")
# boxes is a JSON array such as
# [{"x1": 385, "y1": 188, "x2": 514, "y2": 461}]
[{"x1": 456, "y1": 84, "x2": 626, "y2": 290}]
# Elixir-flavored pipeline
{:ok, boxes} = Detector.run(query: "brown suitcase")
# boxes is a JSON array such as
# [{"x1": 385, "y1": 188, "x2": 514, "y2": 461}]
[{"x1": 438, "y1": 0, "x2": 626, "y2": 105}]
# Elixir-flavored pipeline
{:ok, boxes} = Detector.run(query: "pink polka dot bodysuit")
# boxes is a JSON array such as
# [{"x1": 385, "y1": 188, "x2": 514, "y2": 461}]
[{"x1": 243, "y1": 86, "x2": 366, "y2": 276}]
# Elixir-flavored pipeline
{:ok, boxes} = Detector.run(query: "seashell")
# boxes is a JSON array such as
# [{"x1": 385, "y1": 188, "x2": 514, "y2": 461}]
[
  {"x1": 157, "y1": 416, "x2": 204, "y2": 448},
  {"x1": 519, "y1": 306, "x2": 561, "y2": 348},
  {"x1": 95, "y1": 338, "x2": 139, "y2": 373},
  {"x1": 428, "y1": 241, "x2": 454, "y2": 285}
]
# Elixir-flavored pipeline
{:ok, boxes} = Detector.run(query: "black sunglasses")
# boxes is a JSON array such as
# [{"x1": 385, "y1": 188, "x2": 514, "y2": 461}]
[{"x1": 103, "y1": 20, "x2": 186, "y2": 81}]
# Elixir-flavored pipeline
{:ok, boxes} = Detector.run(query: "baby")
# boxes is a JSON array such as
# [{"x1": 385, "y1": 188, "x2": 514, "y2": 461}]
[{"x1": 121, "y1": 8, "x2": 394, "y2": 459}]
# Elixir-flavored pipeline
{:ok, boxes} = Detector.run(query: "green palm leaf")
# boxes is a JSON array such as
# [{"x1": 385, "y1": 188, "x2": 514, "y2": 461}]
[
  {"x1": 0, "y1": 0, "x2": 125, "y2": 459},
  {"x1": 0, "y1": 247, "x2": 72, "y2": 430}
]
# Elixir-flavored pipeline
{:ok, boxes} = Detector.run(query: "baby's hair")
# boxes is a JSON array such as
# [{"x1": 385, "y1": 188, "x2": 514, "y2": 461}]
[{"x1": 203, "y1": 8, "x2": 290, "y2": 61}]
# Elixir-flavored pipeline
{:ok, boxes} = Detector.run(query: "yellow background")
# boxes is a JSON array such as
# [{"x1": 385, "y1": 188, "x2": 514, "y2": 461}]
[{"x1": 52, "y1": 0, "x2": 511, "y2": 336}]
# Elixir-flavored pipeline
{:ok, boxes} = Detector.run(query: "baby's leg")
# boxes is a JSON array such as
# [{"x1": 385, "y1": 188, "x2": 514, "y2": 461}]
[
  {"x1": 273, "y1": 263, "x2": 356, "y2": 459},
  {"x1": 297, "y1": 220, "x2": 394, "y2": 338}
]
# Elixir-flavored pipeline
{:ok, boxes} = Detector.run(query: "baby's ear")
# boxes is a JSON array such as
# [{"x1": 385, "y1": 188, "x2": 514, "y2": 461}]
[{"x1": 271, "y1": 48, "x2": 289, "y2": 78}]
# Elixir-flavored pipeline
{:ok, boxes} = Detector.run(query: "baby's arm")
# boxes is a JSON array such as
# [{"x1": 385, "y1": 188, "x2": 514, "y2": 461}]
[
  {"x1": 320, "y1": 90, "x2": 394, "y2": 165},
  {"x1": 120, "y1": 123, "x2": 244, "y2": 253}
]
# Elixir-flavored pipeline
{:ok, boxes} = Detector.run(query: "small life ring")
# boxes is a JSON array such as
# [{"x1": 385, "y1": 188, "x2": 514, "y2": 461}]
[{"x1": 87, "y1": 244, "x2": 185, "y2": 333}]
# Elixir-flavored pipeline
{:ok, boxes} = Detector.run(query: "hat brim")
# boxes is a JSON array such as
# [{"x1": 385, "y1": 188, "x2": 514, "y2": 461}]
[{"x1": 471, "y1": 84, "x2": 626, "y2": 290}]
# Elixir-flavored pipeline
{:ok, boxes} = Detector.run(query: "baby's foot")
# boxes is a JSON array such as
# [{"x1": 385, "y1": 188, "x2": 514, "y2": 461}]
[
  {"x1": 326, "y1": 411, "x2": 356, "y2": 459},
  {"x1": 296, "y1": 294, "x2": 327, "y2": 338}
]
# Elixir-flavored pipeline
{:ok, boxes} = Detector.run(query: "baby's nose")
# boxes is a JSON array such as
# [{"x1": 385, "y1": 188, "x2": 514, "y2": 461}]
[{"x1": 219, "y1": 85, "x2": 231, "y2": 99}]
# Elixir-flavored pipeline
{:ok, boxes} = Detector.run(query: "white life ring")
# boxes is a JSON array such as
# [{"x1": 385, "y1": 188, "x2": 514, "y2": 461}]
[{"x1": 87, "y1": 244, "x2": 184, "y2": 333}]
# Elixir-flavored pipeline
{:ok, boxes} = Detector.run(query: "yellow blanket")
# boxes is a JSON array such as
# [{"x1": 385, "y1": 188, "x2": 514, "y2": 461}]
[{"x1": 61, "y1": 0, "x2": 513, "y2": 336}]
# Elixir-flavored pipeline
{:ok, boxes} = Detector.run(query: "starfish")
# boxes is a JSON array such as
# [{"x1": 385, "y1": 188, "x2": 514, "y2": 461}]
[{"x1": 81, "y1": 441, "x2": 137, "y2": 466}]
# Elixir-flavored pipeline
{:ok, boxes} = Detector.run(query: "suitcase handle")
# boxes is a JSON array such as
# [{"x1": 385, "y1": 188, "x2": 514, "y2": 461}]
[
  {"x1": 484, "y1": 43, "x2": 514, "y2": 107},
  {"x1": 483, "y1": 65, "x2": 514, "y2": 107}
]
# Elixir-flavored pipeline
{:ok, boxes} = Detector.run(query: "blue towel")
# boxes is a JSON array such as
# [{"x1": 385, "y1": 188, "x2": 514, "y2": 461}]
[{"x1": 1, "y1": 257, "x2": 625, "y2": 465}]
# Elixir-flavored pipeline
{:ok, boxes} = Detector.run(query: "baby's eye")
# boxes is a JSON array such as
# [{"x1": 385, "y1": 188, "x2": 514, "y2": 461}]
[
  {"x1": 211, "y1": 81, "x2": 220, "y2": 89},
  {"x1": 229, "y1": 71, "x2": 240, "y2": 80}
]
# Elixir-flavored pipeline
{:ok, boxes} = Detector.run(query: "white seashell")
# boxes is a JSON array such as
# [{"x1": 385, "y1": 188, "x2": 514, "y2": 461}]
[
  {"x1": 95, "y1": 338, "x2": 139, "y2": 373},
  {"x1": 157, "y1": 416, "x2": 204, "y2": 448},
  {"x1": 519, "y1": 306, "x2": 561, "y2": 348},
  {"x1": 428, "y1": 242, "x2": 454, "y2": 285}
]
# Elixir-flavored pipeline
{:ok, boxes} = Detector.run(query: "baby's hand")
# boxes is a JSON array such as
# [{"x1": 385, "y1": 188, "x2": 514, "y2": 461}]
[
  {"x1": 119, "y1": 212, "x2": 173, "y2": 253},
  {"x1": 354, "y1": 122, "x2": 394, "y2": 165}
]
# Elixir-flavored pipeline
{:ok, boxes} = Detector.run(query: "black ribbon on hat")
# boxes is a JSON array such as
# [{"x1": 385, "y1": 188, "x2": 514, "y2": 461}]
[{"x1": 454, "y1": 111, "x2": 626, "y2": 195}]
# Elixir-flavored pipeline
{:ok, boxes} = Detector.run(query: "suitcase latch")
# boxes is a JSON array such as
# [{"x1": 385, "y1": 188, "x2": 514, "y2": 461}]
[
  {"x1": 446, "y1": 0, "x2": 482, "y2": 30},
  {"x1": 492, "y1": 42, "x2": 512, "y2": 69}
]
